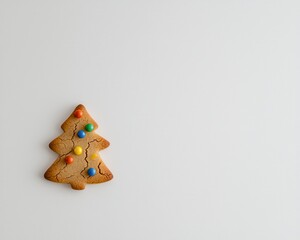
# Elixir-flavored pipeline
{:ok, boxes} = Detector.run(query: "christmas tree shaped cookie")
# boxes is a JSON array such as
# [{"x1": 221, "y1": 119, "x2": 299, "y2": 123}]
[{"x1": 44, "y1": 104, "x2": 113, "y2": 190}]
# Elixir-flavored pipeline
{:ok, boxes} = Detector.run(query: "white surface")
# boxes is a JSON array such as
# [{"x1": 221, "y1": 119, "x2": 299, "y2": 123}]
[{"x1": 0, "y1": 0, "x2": 300, "y2": 239}]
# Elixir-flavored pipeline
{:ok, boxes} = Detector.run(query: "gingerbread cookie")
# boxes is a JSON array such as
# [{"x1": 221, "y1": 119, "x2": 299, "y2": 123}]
[{"x1": 44, "y1": 104, "x2": 113, "y2": 190}]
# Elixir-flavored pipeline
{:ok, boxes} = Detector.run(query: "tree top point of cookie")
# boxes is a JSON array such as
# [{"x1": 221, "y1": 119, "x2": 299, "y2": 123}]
[
  {"x1": 75, "y1": 104, "x2": 86, "y2": 110},
  {"x1": 61, "y1": 104, "x2": 98, "y2": 131}
]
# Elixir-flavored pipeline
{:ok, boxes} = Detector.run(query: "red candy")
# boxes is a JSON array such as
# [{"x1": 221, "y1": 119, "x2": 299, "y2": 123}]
[
  {"x1": 65, "y1": 156, "x2": 74, "y2": 164},
  {"x1": 74, "y1": 109, "x2": 83, "y2": 118}
]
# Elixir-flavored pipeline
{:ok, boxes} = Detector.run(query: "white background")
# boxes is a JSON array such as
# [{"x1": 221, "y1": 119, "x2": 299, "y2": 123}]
[{"x1": 0, "y1": 0, "x2": 299, "y2": 239}]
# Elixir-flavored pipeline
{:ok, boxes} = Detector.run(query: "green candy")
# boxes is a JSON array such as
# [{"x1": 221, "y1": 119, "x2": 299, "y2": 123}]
[{"x1": 85, "y1": 123, "x2": 94, "y2": 132}]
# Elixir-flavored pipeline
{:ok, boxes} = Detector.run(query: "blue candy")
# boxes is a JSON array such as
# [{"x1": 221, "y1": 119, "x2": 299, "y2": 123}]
[
  {"x1": 88, "y1": 168, "x2": 96, "y2": 176},
  {"x1": 77, "y1": 130, "x2": 86, "y2": 138}
]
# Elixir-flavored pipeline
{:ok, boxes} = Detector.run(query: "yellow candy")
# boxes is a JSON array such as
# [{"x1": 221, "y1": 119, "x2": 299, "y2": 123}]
[
  {"x1": 74, "y1": 146, "x2": 83, "y2": 155},
  {"x1": 91, "y1": 153, "x2": 98, "y2": 160}
]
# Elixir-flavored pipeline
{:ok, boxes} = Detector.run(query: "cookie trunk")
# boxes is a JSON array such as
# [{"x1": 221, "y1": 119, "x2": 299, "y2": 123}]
[{"x1": 70, "y1": 181, "x2": 86, "y2": 190}]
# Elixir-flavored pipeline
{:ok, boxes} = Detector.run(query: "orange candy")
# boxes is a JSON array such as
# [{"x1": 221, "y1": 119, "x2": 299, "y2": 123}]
[
  {"x1": 65, "y1": 156, "x2": 74, "y2": 164},
  {"x1": 74, "y1": 109, "x2": 83, "y2": 118}
]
